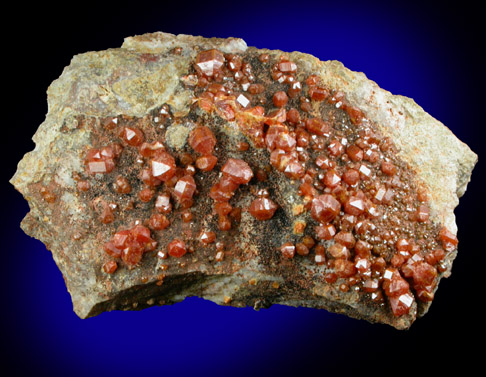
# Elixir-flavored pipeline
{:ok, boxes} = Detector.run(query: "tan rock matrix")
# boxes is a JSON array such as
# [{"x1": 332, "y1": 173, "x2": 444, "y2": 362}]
[{"x1": 10, "y1": 32, "x2": 477, "y2": 329}]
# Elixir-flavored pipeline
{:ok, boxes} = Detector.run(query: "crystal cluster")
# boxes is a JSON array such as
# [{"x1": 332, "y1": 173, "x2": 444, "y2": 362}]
[
  {"x1": 14, "y1": 33, "x2": 475, "y2": 328},
  {"x1": 71, "y1": 47, "x2": 460, "y2": 318}
]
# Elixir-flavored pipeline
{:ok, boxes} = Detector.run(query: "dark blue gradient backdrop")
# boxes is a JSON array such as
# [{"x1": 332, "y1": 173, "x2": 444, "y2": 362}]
[{"x1": 4, "y1": 1, "x2": 483, "y2": 376}]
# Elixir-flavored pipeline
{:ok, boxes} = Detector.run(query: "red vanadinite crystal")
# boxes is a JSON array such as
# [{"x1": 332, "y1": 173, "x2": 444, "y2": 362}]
[
  {"x1": 173, "y1": 175, "x2": 197, "y2": 203},
  {"x1": 328, "y1": 140, "x2": 344, "y2": 157},
  {"x1": 328, "y1": 243, "x2": 350, "y2": 259},
  {"x1": 296, "y1": 243, "x2": 310, "y2": 256},
  {"x1": 289, "y1": 82, "x2": 303, "y2": 99},
  {"x1": 346, "y1": 145, "x2": 363, "y2": 162},
  {"x1": 104, "y1": 241, "x2": 122, "y2": 258},
  {"x1": 265, "y1": 124, "x2": 286, "y2": 150},
  {"x1": 120, "y1": 126, "x2": 144, "y2": 147},
  {"x1": 305, "y1": 75, "x2": 320, "y2": 86},
  {"x1": 195, "y1": 155, "x2": 218, "y2": 171},
  {"x1": 227, "y1": 54, "x2": 243, "y2": 72},
  {"x1": 346, "y1": 106, "x2": 364, "y2": 125},
  {"x1": 254, "y1": 169, "x2": 267, "y2": 183},
  {"x1": 308, "y1": 85, "x2": 329, "y2": 101},
  {"x1": 149, "y1": 213, "x2": 170, "y2": 230},
  {"x1": 132, "y1": 225, "x2": 154, "y2": 244},
  {"x1": 180, "y1": 152, "x2": 194, "y2": 166},
  {"x1": 277, "y1": 61, "x2": 297, "y2": 73},
  {"x1": 383, "y1": 270, "x2": 410, "y2": 297},
  {"x1": 218, "y1": 215, "x2": 232, "y2": 231},
  {"x1": 77, "y1": 180, "x2": 91, "y2": 191},
  {"x1": 381, "y1": 161, "x2": 397, "y2": 176},
  {"x1": 248, "y1": 83, "x2": 265, "y2": 94},
  {"x1": 278, "y1": 133, "x2": 297, "y2": 153},
  {"x1": 209, "y1": 177, "x2": 239, "y2": 202},
  {"x1": 412, "y1": 261, "x2": 437, "y2": 290},
  {"x1": 181, "y1": 211, "x2": 193, "y2": 222},
  {"x1": 344, "y1": 196, "x2": 365, "y2": 215},
  {"x1": 284, "y1": 159, "x2": 305, "y2": 180},
  {"x1": 265, "y1": 107, "x2": 287, "y2": 125},
  {"x1": 311, "y1": 194, "x2": 341, "y2": 223},
  {"x1": 296, "y1": 129, "x2": 310, "y2": 147},
  {"x1": 237, "y1": 141, "x2": 250, "y2": 151},
  {"x1": 315, "y1": 244, "x2": 325, "y2": 255},
  {"x1": 188, "y1": 125, "x2": 217, "y2": 155},
  {"x1": 280, "y1": 242, "x2": 296, "y2": 259},
  {"x1": 342, "y1": 169, "x2": 360, "y2": 186},
  {"x1": 249, "y1": 197, "x2": 278, "y2": 220},
  {"x1": 415, "y1": 204, "x2": 430, "y2": 222},
  {"x1": 199, "y1": 231, "x2": 216, "y2": 244},
  {"x1": 139, "y1": 141, "x2": 165, "y2": 158},
  {"x1": 273, "y1": 91, "x2": 289, "y2": 107},
  {"x1": 219, "y1": 174, "x2": 241, "y2": 193},
  {"x1": 103, "y1": 117, "x2": 119, "y2": 130},
  {"x1": 151, "y1": 152, "x2": 176, "y2": 182},
  {"x1": 300, "y1": 101, "x2": 312, "y2": 113},
  {"x1": 426, "y1": 248, "x2": 445, "y2": 265},
  {"x1": 438, "y1": 227, "x2": 458, "y2": 251},
  {"x1": 363, "y1": 279, "x2": 379, "y2": 293},
  {"x1": 266, "y1": 126, "x2": 296, "y2": 152},
  {"x1": 185, "y1": 165, "x2": 196, "y2": 176},
  {"x1": 112, "y1": 230, "x2": 130, "y2": 249},
  {"x1": 334, "y1": 259, "x2": 356, "y2": 278},
  {"x1": 315, "y1": 155, "x2": 333, "y2": 169},
  {"x1": 334, "y1": 231, "x2": 356, "y2": 249},
  {"x1": 299, "y1": 182, "x2": 317, "y2": 198},
  {"x1": 139, "y1": 187, "x2": 154, "y2": 202},
  {"x1": 388, "y1": 292, "x2": 415, "y2": 317},
  {"x1": 195, "y1": 49, "x2": 225, "y2": 77},
  {"x1": 364, "y1": 150, "x2": 380, "y2": 164},
  {"x1": 323, "y1": 169, "x2": 341, "y2": 188},
  {"x1": 355, "y1": 257, "x2": 371, "y2": 276},
  {"x1": 140, "y1": 168, "x2": 162, "y2": 187},
  {"x1": 355, "y1": 240, "x2": 372, "y2": 258},
  {"x1": 287, "y1": 108, "x2": 301, "y2": 124},
  {"x1": 85, "y1": 145, "x2": 121, "y2": 175},
  {"x1": 396, "y1": 238, "x2": 411, "y2": 252},
  {"x1": 114, "y1": 176, "x2": 132, "y2": 194},
  {"x1": 136, "y1": 143, "x2": 159, "y2": 161},
  {"x1": 168, "y1": 239, "x2": 187, "y2": 258},
  {"x1": 305, "y1": 118, "x2": 330, "y2": 136},
  {"x1": 324, "y1": 272, "x2": 337, "y2": 283},
  {"x1": 105, "y1": 225, "x2": 156, "y2": 268},
  {"x1": 99, "y1": 205, "x2": 115, "y2": 224},
  {"x1": 315, "y1": 224, "x2": 336, "y2": 240},
  {"x1": 215, "y1": 100, "x2": 235, "y2": 120},
  {"x1": 269, "y1": 150, "x2": 285, "y2": 169},
  {"x1": 259, "y1": 53, "x2": 270, "y2": 63},
  {"x1": 154, "y1": 193, "x2": 172, "y2": 213},
  {"x1": 221, "y1": 158, "x2": 254, "y2": 184},
  {"x1": 401, "y1": 255, "x2": 438, "y2": 302},
  {"x1": 87, "y1": 158, "x2": 113, "y2": 175},
  {"x1": 103, "y1": 260, "x2": 118, "y2": 274},
  {"x1": 214, "y1": 202, "x2": 232, "y2": 216},
  {"x1": 382, "y1": 268, "x2": 414, "y2": 316}
]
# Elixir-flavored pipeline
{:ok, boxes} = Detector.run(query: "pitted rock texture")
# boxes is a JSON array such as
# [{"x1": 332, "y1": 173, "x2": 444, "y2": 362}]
[{"x1": 11, "y1": 32, "x2": 477, "y2": 329}]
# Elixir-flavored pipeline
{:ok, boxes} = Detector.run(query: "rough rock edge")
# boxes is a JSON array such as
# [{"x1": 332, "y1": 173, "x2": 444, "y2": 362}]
[{"x1": 10, "y1": 32, "x2": 477, "y2": 329}]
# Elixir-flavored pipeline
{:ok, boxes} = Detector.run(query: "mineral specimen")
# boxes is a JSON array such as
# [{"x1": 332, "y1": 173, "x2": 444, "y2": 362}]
[{"x1": 10, "y1": 32, "x2": 477, "y2": 329}]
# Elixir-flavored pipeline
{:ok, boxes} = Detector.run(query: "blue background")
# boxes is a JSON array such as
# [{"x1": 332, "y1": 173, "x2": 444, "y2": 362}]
[{"x1": 4, "y1": 1, "x2": 484, "y2": 375}]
